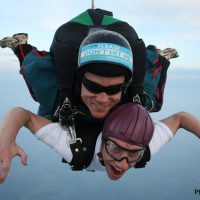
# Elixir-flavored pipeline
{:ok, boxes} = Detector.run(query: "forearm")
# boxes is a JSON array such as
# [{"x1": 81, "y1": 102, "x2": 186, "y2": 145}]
[
  {"x1": 160, "y1": 112, "x2": 200, "y2": 138},
  {"x1": 0, "y1": 107, "x2": 51, "y2": 141},
  {"x1": 0, "y1": 107, "x2": 31, "y2": 141},
  {"x1": 177, "y1": 112, "x2": 200, "y2": 138}
]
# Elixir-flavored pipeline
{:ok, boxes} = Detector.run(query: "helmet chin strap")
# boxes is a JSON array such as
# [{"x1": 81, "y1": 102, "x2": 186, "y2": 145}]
[{"x1": 97, "y1": 145, "x2": 105, "y2": 166}]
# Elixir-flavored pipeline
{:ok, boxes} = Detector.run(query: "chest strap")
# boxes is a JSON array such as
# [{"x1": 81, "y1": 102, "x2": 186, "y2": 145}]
[
  {"x1": 58, "y1": 98, "x2": 87, "y2": 170},
  {"x1": 61, "y1": 125, "x2": 88, "y2": 170}
]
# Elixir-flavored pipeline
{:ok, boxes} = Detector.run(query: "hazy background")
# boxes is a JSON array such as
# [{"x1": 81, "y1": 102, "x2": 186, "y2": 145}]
[
  {"x1": 0, "y1": 0, "x2": 200, "y2": 199},
  {"x1": 0, "y1": 0, "x2": 200, "y2": 70}
]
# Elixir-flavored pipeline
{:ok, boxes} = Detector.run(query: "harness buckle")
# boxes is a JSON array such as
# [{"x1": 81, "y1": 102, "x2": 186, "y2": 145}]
[{"x1": 68, "y1": 138, "x2": 82, "y2": 147}]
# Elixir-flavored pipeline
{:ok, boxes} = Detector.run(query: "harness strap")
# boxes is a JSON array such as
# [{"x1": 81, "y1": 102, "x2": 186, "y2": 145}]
[
  {"x1": 131, "y1": 39, "x2": 146, "y2": 88},
  {"x1": 58, "y1": 98, "x2": 88, "y2": 170},
  {"x1": 61, "y1": 124, "x2": 87, "y2": 170},
  {"x1": 125, "y1": 39, "x2": 147, "y2": 107},
  {"x1": 69, "y1": 139, "x2": 87, "y2": 170},
  {"x1": 61, "y1": 125, "x2": 90, "y2": 171},
  {"x1": 61, "y1": 139, "x2": 87, "y2": 171}
]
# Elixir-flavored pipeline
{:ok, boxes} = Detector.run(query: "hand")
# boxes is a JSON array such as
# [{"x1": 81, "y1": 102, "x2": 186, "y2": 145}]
[{"x1": 0, "y1": 140, "x2": 27, "y2": 183}]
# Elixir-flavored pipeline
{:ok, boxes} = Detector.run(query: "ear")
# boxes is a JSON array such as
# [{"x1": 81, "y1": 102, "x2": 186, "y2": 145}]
[
  {"x1": 97, "y1": 152, "x2": 104, "y2": 166},
  {"x1": 99, "y1": 138, "x2": 104, "y2": 159},
  {"x1": 97, "y1": 152, "x2": 103, "y2": 159}
]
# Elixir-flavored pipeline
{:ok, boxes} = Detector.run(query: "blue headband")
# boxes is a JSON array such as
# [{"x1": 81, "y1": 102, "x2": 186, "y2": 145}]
[{"x1": 79, "y1": 42, "x2": 133, "y2": 71}]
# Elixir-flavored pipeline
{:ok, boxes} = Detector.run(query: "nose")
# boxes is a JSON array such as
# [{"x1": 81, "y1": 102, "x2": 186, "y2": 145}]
[
  {"x1": 115, "y1": 158, "x2": 129, "y2": 170},
  {"x1": 95, "y1": 92, "x2": 109, "y2": 103}
]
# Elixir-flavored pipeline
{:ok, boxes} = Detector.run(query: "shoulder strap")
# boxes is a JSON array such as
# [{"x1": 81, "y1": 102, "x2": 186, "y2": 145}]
[{"x1": 62, "y1": 113, "x2": 103, "y2": 171}]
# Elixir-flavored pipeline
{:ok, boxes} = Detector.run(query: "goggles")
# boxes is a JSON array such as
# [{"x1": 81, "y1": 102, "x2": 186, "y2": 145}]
[
  {"x1": 82, "y1": 76, "x2": 125, "y2": 95},
  {"x1": 104, "y1": 138, "x2": 144, "y2": 164}
]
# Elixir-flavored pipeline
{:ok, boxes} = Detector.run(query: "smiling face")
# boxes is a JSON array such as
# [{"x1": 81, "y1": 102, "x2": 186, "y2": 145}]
[
  {"x1": 101, "y1": 137, "x2": 143, "y2": 180},
  {"x1": 81, "y1": 72, "x2": 125, "y2": 119}
]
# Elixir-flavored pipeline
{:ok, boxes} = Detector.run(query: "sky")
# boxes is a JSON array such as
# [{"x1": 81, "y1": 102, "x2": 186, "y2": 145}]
[
  {"x1": 0, "y1": 0, "x2": 200, "y2": 70},
  {"x1": 0, "y1": 1, "x2": 200, "y2": 198}
]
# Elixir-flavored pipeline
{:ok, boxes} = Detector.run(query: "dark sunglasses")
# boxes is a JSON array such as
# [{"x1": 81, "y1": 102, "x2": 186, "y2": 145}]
[
  {"x1": 82, "y1": 76, "x2": 125, "y2": 95},
  {"x1": 104, "y1": 138, "x2": 144, "y2": 164}
]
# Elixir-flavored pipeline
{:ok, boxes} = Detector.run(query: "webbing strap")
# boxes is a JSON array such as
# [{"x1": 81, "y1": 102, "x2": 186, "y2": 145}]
[
  {"x1": 61, "y1": 139, "x2": 86, "y2": 171},
  {"x1": 62, "y1": 126, "x2": 87, "y2": 171},
  {"x1": 131, "y1": 39, "x2": 146, "y2": 87},
  {"x1": 127, "y1": 39, "x2": 147, "y2": 107},
  {"x1": 69, "y1": 140, "x2": 87, "y2": 170}
]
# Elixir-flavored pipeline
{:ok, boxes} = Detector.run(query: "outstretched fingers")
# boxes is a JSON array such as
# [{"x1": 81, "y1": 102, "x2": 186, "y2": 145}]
[
  {"x1": 0, "y1": 144, "x2": 28, "y2": 183},
  {"x1": 0, "y1": 158, "x2": 11, "y2": 183},
  {"x1": 16, "y1": 145, "x2": 28, "y2": 166}
]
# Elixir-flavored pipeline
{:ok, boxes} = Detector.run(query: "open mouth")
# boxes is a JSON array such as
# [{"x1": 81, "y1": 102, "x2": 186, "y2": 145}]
[{"x1": 110, "y1": 165, "x2": 124, "y2": 178}]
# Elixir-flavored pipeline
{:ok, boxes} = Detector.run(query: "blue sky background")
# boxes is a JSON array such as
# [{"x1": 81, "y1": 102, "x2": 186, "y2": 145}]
[
  {"x1": 0, "y1": 0, "x2": 200, "y2": 70},
  {"x1": 0, "y1": 1, "x2": 200, "y2": 199}
]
